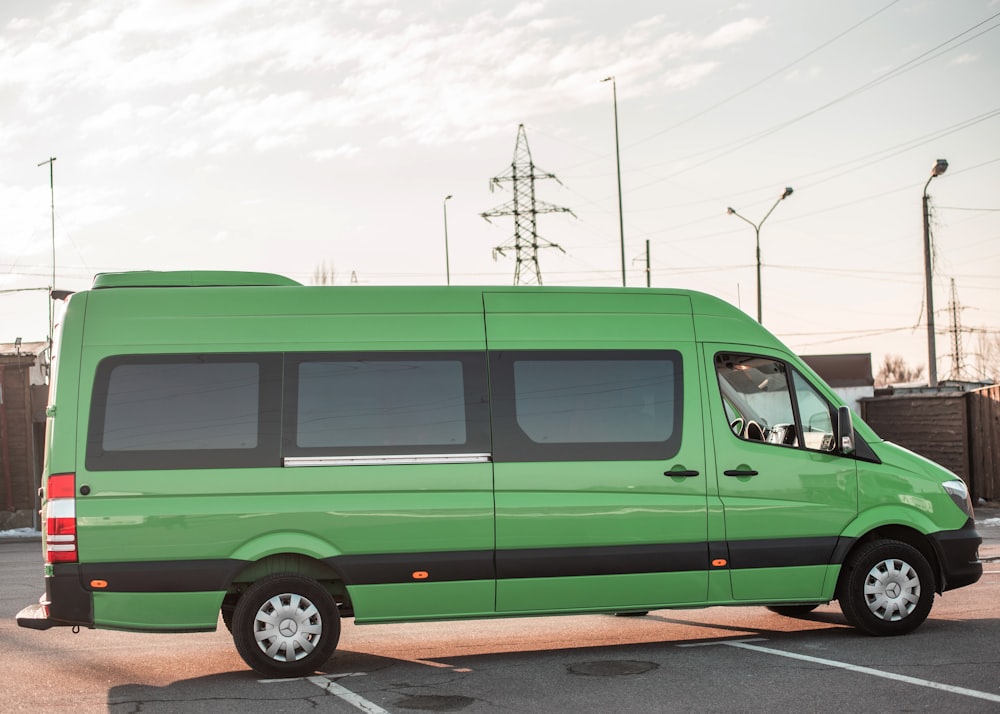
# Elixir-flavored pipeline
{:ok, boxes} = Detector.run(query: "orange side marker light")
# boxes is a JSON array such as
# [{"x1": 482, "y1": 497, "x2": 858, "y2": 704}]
[
  {"x1": 412, "y1": 571, "x2": 429, "y2": 580},
  {"x1": 90, "y1": 579, "x2": 109, "y2": 589},
  {"x1": 711, "y1": 559, "x2": 728, "y2": 567}
]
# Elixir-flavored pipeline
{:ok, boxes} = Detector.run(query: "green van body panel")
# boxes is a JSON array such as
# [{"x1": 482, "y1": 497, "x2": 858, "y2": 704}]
[
  {"x1": 18, "y1": 271, "x2": 982, "y2": 647},
  {"x1": 93, "y1": 591, "x2": 223, "y2": 631}
]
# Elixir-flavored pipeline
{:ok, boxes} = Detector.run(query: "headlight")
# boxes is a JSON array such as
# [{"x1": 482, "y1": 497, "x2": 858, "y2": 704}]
[{"x1": 942, "y1": 479, "x2": 974, "y2": 519}]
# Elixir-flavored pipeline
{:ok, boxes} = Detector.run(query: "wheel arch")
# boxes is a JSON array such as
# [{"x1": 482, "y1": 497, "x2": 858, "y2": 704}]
[
  {"x1": 838, "y1": 525, "x2": 943, "y2": 595},
  {"x1": 223, "y1": 552, "x2": 354, "y2": 619}
]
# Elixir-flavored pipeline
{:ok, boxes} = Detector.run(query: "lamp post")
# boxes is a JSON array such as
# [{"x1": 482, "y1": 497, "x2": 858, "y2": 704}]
[
  {"x1": 443, "y1": 194, "x2": 453, "y2": 286},
  {"x1": 601, "y1": 76, "x2": 626, "y2": 287},
  {"x1": 726, "y1": 187, "x2": 793, "y2": 324},
  {"x1": 37, "y1": 156, "x2": 57, "y2": 362},
  {"x1": 923, "y1": 159, "x2": 948, "y2": 388}
]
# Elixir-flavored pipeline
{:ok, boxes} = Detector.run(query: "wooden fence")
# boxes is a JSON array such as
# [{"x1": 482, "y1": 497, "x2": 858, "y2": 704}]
[
  {"x1": 861, "y1": 386, "x2": 1000, "y2": 502},
  {"x1": 969, "y1": 384, "x2": 1000, "y2": 501}
]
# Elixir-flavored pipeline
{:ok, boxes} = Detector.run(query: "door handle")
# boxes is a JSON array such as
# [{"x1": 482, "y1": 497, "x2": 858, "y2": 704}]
[
  {"x1": 665, "y1": 469, "x2": 700, "y2": 478},
  {"x1": 724, "y1": 469, "x2": 758, "y2": 477}
]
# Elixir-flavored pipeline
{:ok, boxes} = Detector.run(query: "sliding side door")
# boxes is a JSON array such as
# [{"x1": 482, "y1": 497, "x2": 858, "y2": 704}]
[{"x1": 486, "y1": 291, "x2": 709, "y2": 613}]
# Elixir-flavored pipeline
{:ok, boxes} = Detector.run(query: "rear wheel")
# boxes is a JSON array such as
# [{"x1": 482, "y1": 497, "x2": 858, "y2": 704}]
[
  {"x1": 838, "y1": 539, "x2": 934, "y2": 636},
  {"x1": 232, "y1": 574, "x2": 341, "y2": 678}
]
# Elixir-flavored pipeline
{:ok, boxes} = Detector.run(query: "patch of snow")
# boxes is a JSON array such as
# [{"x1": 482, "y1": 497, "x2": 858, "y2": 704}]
[
  {"x1": 977, "y1": 518, "x2": 1000, "y2": 527},
  {"x1": 0, "y1": 528, "x2": 41, "y2": 539}
]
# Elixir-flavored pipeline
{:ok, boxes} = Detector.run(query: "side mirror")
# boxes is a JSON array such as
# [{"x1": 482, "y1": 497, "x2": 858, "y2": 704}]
[{"x1": 837, "y1": 405, "x2": 855, "y2": 455}]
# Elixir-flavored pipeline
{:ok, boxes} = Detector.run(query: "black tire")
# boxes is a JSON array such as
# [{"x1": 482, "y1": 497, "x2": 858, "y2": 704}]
[
  {"x1": 765, "y1": 604, "x2": 819, "y2": 617},
  {"x1": 837, "y1": 539, "x2": 934, "y2": 636},
  {"x1": 232, "y1": 574, "x2": 341, "y2": 678}
]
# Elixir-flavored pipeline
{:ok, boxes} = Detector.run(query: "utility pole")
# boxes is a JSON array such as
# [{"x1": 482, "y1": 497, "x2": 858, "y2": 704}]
[
  {"x1": 481, "y1": 124, "x2": 574, "y2": 285},
  {"x1": 443, "y1": 195, "x2": 453, "y2": 285},
  {"x1": 37, "y1": 157, "x2": 56, "y2": 367},
  {"x1": 645, "y1": 240, "x2": 651, "y2": 288},
  {"x1": 601, "y1": 76, "x2": 626, "y2": 287}
]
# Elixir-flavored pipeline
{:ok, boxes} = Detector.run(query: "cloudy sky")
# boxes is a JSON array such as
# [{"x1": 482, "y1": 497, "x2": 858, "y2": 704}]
[{"x1": 2, "y1": 0, "x2": 999, "y2": 380}]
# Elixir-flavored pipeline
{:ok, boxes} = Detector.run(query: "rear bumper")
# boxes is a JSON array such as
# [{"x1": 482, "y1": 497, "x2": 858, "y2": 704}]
[
  {"x1": 930, "y1": 518, "x2": 983, "y2": 592},
  {"x1": 16, "y1": 600, "x2": 63, "y2": 630},
  {"x1": 16, "y1": 565, "x2": 94, "y2": 630}
]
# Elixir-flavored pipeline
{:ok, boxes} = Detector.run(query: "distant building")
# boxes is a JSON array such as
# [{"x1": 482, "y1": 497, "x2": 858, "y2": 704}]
[
  {"x1": 801, "y1": 353, "x2": 874, "y2": 415},
  {"x1": 0, "y1": 341, "x2": 48, "y2": 530}
]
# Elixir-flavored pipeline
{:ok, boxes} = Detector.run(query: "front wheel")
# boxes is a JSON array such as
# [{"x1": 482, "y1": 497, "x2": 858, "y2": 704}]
[
  {"x1": 232, "y1": 574, "x2": 341, "y2": 678},
  {"x1": 838, "y1": 539, "x2": 934, "y2": 636}
]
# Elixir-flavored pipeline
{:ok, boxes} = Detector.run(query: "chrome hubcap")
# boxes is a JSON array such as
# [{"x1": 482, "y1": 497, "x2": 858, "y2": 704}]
[
  {"x1": 863, "y1": 558, "x2": 920, "y2": 622},
  {"x1": 253, "y1": 593, "x2": 323, "y2": 662}
]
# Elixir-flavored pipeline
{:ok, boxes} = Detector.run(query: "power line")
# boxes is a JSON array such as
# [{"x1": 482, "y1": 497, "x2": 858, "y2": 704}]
[
  {"x1": 631, "y1": 11, "x2": 1000, "y2": 185},
  {"x1": 626, "y1": 0, "x2": 904, "y2": 151}
]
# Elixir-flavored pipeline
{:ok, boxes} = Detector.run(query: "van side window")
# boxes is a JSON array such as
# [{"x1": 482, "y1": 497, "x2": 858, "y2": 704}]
[
  {"x1": 490, "y1": 350, "x2": 683, "y2": 462},
  {"x1": 714, "y1": 353, "x2": 835, "y2": 452},
  {"x1": 86, "y1": 354, "x2": 282, "y2": 470},
  {"x1": 792, "y1": 370, "x2": 836, "y2": 451},
  {"x1": 284, "y1": 352, "x2": 490, "y2": 457}
]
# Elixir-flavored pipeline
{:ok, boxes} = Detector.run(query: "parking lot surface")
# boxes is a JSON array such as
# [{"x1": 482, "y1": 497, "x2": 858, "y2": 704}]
[{"x1": 2, "y1": 510, "x2": 998, "y2": 712}]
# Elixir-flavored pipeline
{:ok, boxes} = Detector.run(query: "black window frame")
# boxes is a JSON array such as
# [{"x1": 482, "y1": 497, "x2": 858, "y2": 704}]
[
  {"x1": 86, "y1": 353, "x2": 282, "y2": 471},
  {"x1": 283, "y1": 351, "x2": 491, "y2": 458},
  {"x1": 489, "y1": 349, "x2": 684, "y2": 462}
]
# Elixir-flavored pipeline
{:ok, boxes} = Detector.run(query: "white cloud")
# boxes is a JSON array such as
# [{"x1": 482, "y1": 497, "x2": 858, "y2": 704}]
[
  {"x1": 80, "y1": 102, "x2": 133, "y2": 133},
  {"x1": 784, "y1": 66, "x2": 822, "y2": 81},
  {"x1": 950, "y1": 52, "x2": 977, "y2": 65},
  {"x1": 0, "y1": 1, "x2": 757, "y2": 163},
  {"x1": 702, "y1": 17, "x2": 768, "y2": 49},
  {"x1": 663, "y1": 62, "x2": 720, "y2": 90},
  {"x1": 311, "y1": 144, "x2": 361, "y2": 161},
  {"x1": 506, "y1": 2, "x2": 546, "y2": 22},
  {"x1": 6, "y1": 17, "x2": 34, "y2": 31}
]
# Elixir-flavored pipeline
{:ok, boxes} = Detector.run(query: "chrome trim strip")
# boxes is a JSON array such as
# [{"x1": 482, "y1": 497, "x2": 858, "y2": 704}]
[{"x1": 283, "y1": 453, "x2": 492, "y2": 467}]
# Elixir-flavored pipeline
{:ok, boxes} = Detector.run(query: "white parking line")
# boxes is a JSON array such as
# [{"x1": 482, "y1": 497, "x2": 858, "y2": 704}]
[
  {"x1": 717, "y1": 639, "x2": 1000, "y2": 704},
  {"x1": 260, "y1": 673, "x2": 390, "y2": 713},
  {"x1": 307, "y1": 675, "x2": 390, "y2": 713}
]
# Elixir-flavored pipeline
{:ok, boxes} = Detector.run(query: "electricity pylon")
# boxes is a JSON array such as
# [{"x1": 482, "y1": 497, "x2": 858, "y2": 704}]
[
  {"x1": 481, "y1": 124, "x2": 574, "y2": 285},
  {"x1": 946, "y1": 278, "x2": 966, "y2": 381}
]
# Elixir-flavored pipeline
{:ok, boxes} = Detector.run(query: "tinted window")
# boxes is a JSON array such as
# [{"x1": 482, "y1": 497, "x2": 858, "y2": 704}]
[
  {"x1": 491, "y1": 350, "x2": 683, "y2": 462},
  {"x1": 87, "y1": 354, "x2": 281, "y2": 470},
  {"x1": 285, "y1": 352, "x2": 490, "y2": 456}
]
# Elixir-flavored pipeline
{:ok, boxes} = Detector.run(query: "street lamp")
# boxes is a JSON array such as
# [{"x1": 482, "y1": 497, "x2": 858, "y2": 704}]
[
  {"x1": 923, "y1": 159, "x2": 948, "y2": 388},
  {"x1": 727, "y1": 186, "x2": 793, "y2": 324},
  {"x1": 443, "y1": 194, "x2": 453, "y2": 286},
  {"x1": 601, "y1": 76, "x2": 626, "y2": 287}
]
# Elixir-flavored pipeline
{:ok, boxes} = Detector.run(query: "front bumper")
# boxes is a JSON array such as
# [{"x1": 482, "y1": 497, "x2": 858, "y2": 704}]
[{"x1": 930, "y1": 518, "x2": 983, "y2": 591}]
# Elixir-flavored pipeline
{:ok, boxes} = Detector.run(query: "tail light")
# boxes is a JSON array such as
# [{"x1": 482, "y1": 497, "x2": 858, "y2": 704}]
[{"x1": 45, "y1": 473, "x2": 77, "y2": 564}]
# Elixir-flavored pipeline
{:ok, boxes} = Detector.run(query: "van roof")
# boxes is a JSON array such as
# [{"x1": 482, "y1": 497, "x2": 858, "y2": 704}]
[{"x1": 92, "y1": 271, "x2": 301, "y2": 289}]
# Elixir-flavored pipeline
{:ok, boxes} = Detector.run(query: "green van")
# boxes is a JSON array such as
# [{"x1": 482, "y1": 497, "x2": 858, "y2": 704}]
[{"x1": 18, "y1": 271, "x2": 982, "y2": 677}]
